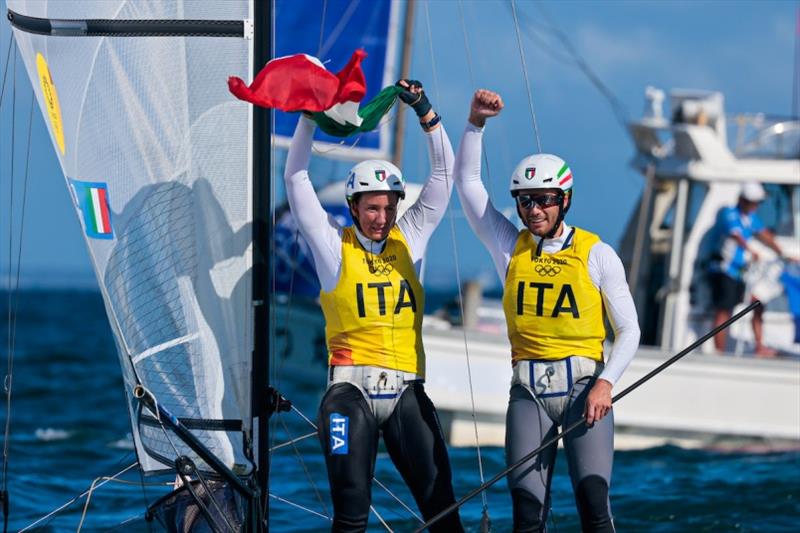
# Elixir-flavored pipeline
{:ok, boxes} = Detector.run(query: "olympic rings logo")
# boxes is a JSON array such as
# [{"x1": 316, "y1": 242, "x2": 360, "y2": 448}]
[
  {"x1": 534, "y1": 264, "x2": 561, "y2": 277},
  {"x1": 368, "y1": 262, "x2": 394, "y2": 276}
]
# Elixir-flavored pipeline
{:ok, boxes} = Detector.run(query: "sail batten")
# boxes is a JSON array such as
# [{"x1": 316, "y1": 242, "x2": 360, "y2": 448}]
[{"x1": 8, "y1": 9, "x2": 248, "y2": 37}]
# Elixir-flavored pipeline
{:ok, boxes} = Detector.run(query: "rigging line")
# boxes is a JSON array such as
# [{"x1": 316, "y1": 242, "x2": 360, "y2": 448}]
[
  {"x1": 18, "y1": 462, "x2": 139, "y2": 533},
  {"x1": 415, "y1": 300, "x2": 763, "y2": 532},
  {"x1": 510, "y1": 0, "x2": 542, "y2": 153},
  {"x1": 147, "y1": 396, "x2": 242, "y2": 532},
  {"x1": 147, "y1": 393, "x2": 240, "y2": 531},
  {"x1": 369, "y1": 504, "x2": 394, "y2": 532},
  {"x1": 269, "y1": 492, "x2": 332, "y2": 521},
  {"x1": 105, "y1": 513, "x2": 148, "y2": 532},
  {"x1": 276, "y1": 413, "x2": 330, "y2": 519},
  {"x1": 270, "y1": 228, "x2": 299, "y2": 399},
  {"x1": 0, "y1": 32, "x2": 12, "y2": 108},
  {"x1": 457, "y1": 0, "x2": 496, "y2": 206},
  {"x1": 317, "y1": 0, "x2": 328, "y2": 57},
  {"x1": 372, "y1": 478, "x2": 422, "y2": 523},
  {"x1": 793, "y1": 7, "x2": 799, "y2": 119},
  {"x1": 2, "y1": 46, "x2": 17, "y2": 513},
  {"x1": 531, "y1": 2, "x2": 630, "y2": 130},
  {"x1": 423, "y1": 0, "x2": 490, "y2": 513},
  {"x1": 1, "y1": 90, "x2": 34, "y2": 528},
  {"x1": 10, "y1": 94, "x2": 35, "y2": 410},
  {"x1": 269, "y1": 430, "x2": 316, "y2": 452},
  {"x1": 77, "y1": 473, "x2": 161, "y2": 533}
]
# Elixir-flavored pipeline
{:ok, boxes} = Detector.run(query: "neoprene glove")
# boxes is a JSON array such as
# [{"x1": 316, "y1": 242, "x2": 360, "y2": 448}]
[{"x1": 395, "y1": 79, "x2": 432, "y2": 118}]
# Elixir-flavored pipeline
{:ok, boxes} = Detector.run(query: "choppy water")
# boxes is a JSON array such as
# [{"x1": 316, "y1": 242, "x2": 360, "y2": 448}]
[{"x1": 1, "y1": 289, "x2": 798, "y2": 531}]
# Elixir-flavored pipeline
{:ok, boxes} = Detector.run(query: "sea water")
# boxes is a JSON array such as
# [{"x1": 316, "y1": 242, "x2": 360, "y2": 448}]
[{"x1": 1, "y1": 290, "x2": 798, "y2": 531}]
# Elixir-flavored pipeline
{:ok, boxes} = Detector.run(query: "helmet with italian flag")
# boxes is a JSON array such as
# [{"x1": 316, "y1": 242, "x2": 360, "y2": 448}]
[
  {"x1": 345, "y1": 159, "x2": 406, "y2": 202},
  {"x1": 510, "y1": 153, "x2": 574, "y2": 198}
]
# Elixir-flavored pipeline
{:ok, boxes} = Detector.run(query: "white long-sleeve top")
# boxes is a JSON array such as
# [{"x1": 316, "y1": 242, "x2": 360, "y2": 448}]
[
  {"x1": 284, "y1": 115, "x2": 455, "y2": 292},
  {"x1": 454, "y1": 123, "x2": 640, "y2": 385}
]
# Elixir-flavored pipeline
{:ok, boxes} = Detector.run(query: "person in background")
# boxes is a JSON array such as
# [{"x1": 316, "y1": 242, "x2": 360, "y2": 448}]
[
  {"x1": 454, "y1": 89, "x2": 640, "y2": 532},
  {"x1": 708, "y1": 182, "x2": 788, "y2": 357},
  {"x1": 283, "y1": 79, "x2": 463, "y2": 532}
]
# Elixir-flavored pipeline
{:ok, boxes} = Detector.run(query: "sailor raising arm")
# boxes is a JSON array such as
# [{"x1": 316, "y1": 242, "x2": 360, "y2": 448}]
[
  {"x1": 284, "y1": 79, "x2": 463, "y2": 533},
  {"x1": 454, "y1": 89, "x2": 640, "y2": 532}
]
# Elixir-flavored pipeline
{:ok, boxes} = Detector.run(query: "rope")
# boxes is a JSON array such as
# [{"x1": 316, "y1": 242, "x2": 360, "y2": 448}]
[
  {"x1": 269, "y1": 492, "x2": 331, "y2": 521},
  {"x1": 317, "y1": 0, "x2": 328, "y2": 57},
  {"x1": 457, "y1": 0, "x2": 496, "y2": 204},
  {"x1": 0, "y1": 33, "x2": 13, "y2": 107},
  {"x1": 18, "y1": 462, "x2": 139, "y2": 532},
  {"x1": 1, "y1": 49, "x2": 18, "y2": 533},
  {"x1": 269, "y1": 430, "x2": 316, "y2": 452},
  {"x1": 276, "y1": 413, "x2": 330, "y2": 519},
  {"x1": 531, "y1": 3, "x2": 629, "y2": 130},
  {"x1": 424, "y1": 0, "x2": 491, "y2": 516},
  {"x1": 76, "y1": 473, "x2": 166, "y2": 532},
  {"x1": 510, "y1": 0, "x2": 543, "y2": 152}
]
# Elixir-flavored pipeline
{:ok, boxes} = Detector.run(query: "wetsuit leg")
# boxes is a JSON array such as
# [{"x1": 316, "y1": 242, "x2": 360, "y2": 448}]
[
  {"x1": 318, "y1": 382, "x2": 379, "y2": 533},
  {"x1": 382, "y1": 382, "x2": 464, "y2": 533},
  {"x1": 505, "y1": 384, "x2": 558, "y2": 533},
  {"x1": 562, "y1": 378, "x2": 615, "y2": 533}
]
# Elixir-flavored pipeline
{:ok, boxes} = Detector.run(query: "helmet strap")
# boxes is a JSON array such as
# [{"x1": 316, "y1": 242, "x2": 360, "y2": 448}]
[
  {"x1": 546, "y1": 205, "x2": 565, "y2": 239},
  {"x1": 347, "y1": 197, "x2": 363, "y2": 233}
]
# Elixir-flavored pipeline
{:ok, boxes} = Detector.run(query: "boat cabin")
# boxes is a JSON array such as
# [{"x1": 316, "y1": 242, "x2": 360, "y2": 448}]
[{"x1": 622, "y1": 87, "x2": 800, "y2": 354}]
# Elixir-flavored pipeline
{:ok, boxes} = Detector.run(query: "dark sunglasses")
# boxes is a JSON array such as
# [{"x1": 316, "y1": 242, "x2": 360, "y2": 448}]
[{"x1": 517, "y1": 193, "x2": 562, "y2": 210}]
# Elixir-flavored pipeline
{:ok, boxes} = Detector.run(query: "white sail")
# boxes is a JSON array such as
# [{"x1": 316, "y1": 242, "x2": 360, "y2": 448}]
[{"x1": 8, "y1": 0, "x2": 255, "y2": 476}]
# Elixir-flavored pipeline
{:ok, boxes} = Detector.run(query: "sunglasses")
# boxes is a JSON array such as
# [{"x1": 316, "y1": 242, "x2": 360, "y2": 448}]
[{"x1": 517, "y1": 193, "x2": 563, "y2": 210}]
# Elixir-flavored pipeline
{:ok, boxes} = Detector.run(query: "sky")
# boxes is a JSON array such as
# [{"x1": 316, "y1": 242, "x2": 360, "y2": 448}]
[{"x1": 0, "y1": 0, "x2": 797, "y2": 291}]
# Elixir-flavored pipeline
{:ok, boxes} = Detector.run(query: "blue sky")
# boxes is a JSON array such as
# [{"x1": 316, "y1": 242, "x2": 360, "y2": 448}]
[{"x1": 1, "y1": 0, "x2": 797, "y2": 290}]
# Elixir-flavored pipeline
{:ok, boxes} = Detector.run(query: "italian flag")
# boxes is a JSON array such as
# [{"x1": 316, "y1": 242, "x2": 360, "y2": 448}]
[
  {"x1": 70, "y1": 180, "x2": 114, "y2": 239},
  {"x1": 229, "y1": 49, "x2": 402, "y2": 138}
]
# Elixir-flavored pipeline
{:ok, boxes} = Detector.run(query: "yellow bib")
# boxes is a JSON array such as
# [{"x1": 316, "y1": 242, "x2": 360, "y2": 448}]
[
  {"x1": 319, "y1": 226, "x2": 425, "y2": 375},
  {"x1": 502, "y1": 227, "x2": 606, "y2": 363}
]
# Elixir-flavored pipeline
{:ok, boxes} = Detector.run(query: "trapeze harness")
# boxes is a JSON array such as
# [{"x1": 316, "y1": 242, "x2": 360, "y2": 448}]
[
  {"x1": 454, "y1": 121, "x2": 640, "y2": 533},
  {"x1": 284, "y1": 116, "x2": 463, "y2": 533}
]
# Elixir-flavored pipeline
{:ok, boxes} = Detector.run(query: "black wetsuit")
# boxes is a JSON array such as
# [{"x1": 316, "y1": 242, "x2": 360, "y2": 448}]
[{"x1": 318, "y1": 380, "x2": 463, "y2": 533}]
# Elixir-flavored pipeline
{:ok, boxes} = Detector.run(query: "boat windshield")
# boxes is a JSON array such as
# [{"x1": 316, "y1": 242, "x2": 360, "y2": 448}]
[{"x1": 757, "y1": 184, "x2": 800, "y2": 238}]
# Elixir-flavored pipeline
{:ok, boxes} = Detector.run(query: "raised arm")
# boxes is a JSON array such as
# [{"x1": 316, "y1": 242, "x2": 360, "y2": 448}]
[
  {"x1": 454, "y1": 90, "x2": 520, "y2": 281},
  {"x1": 393, "y1": 80, "x2": 454, "y2": 263},
  {"x1": 284, "y1": 115, "x2": 343, "y2": 292}
]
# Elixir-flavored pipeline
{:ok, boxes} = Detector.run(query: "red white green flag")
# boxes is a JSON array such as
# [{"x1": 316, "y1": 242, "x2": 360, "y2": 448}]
[
  {"x1": 229, "y1": 49, "x2": 402, "y2": 138},
  {"x1": 70, "y1": 179, "x2": 114, "y2": 239}
]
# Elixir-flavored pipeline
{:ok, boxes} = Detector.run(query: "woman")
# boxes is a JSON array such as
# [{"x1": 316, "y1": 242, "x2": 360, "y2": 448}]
[
  {"x1": 283, "y1": 79, "x2": 463, "y2": 532},
  {"x1": 454, "y1": 90, "x2": 640, "y2": 532}
]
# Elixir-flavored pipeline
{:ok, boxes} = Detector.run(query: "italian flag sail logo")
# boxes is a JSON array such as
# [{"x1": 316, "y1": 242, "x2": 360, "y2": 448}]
[
  {"x1": 69, "y1": 179, "x2": 114, "y2": 239},
  {"x1": 374, "y1": 170, "x2": 386, "y2": 182}
]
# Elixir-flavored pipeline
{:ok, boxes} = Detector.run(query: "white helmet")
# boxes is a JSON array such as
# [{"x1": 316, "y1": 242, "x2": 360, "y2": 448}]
[
  {"x1": 740, "y1": 182, "x2": 766, "y2": 202},
  {"x1": 345, "y1": 159, "x2": 405, "y2": 201},
  {"x1": 510, "y1": 153, "x2": 573, "y2": 197}
]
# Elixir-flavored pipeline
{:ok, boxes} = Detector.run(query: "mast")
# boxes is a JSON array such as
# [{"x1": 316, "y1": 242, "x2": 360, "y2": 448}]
[
  {"x1": 391, "y1": 0, "x2": 416, "y2": 168},
  {"x1": 252, "y1": 0, "x2": 273, "y2": 529}
]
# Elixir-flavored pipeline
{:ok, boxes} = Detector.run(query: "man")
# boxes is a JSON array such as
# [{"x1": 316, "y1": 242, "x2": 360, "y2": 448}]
[
  {"x1": 708, "y1": 182, "x2": 786, "y2": 356},
  {"x1": 454, "y1": 90, "x2": 640, "y2": 532},
  {"x1": 284, "y1": 79, "x2": 463, "y2": 532}
]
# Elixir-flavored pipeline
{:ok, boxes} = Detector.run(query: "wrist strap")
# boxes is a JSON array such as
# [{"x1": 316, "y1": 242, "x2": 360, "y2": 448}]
[{"x1": 420, "y1": 112, "x2": 441, "y2": 130}]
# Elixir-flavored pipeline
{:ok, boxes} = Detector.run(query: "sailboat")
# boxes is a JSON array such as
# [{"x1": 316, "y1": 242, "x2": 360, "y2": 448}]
[
  {"x1": 3, "y1": 0, "x2": 799, "y2": 530},
  {"x1": 2, "y1": 0, "x2": 415, "y2": 530}
]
